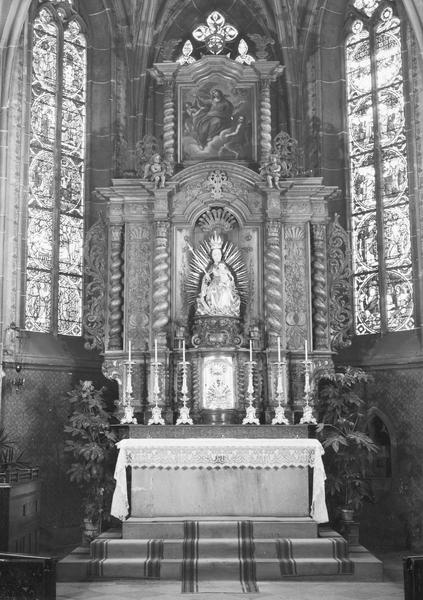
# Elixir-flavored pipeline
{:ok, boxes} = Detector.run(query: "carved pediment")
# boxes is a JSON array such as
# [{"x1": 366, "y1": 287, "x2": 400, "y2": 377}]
[{"x1": 152, "y1": 55, "x2": 283, "y2": 166}]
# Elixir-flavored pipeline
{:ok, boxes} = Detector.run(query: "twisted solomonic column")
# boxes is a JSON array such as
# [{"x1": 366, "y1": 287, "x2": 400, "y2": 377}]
[
  {"x1": 264, "y1": 220, "x2": 283, "y2": 339},
  {"x1": 107, "y1": 224, "x2": 124, "y2": 350},
  {"x1": 163, "y1": 80, "x2": 175, "y2": 174},
  {"x1": 311, "y1": 223, "x2": 330, "y2": 350},
  {"x1": 152, "y1": 221, "x2": 170, "y2": 335},
  {"x1": 259, "y1": 79, "x2": 272, "y2": 165}
]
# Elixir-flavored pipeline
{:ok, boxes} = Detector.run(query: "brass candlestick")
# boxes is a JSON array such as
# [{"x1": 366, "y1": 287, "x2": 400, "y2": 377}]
[
  {"x1": 272, "y1": 358, "x2": 289, "y2": 425},
  {"x1": 242, "y1": 358, "x2": 260, "y2": 425},
  {"x1": 148, "y1": 358, "x2": 165, "y2": 425},
  {"x1": 176, "y1": 359, "x2": 193, "y2": 425}
]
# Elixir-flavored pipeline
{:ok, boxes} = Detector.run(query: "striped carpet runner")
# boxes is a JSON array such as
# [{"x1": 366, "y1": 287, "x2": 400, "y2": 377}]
[
  {"x1": 181, "y1": 520, "x2": 259, "y2": 593},
  {"x1": 143, "y1": 538, "x2": 164, "y2": 578},
  {"x1": 276, "y1": 536, "x2": 353, "y2": 576},
  {"x1": 86, "y1": 522, "x2": 354, "y2": 589},
  {"x1": 181, "y1": 521, "x2": 199, "y2": 592},
  {"x1": 238, "y1": 520, "x2": 259, "y2": 593}
]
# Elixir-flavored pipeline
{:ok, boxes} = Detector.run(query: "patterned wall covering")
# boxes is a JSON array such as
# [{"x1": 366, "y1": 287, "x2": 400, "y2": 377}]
[
  {"x1": 2, "y1": 365, "x2": 112, "y2": 537},
  {"x1": 360, "y1": 367, "x2": 423, "y2": 550}
]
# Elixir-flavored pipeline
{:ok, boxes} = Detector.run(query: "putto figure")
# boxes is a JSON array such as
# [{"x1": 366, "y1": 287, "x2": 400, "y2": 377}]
[
  {"x1": 196, "y1": 232, "x2": 240, "y2": 317},
  {"x1": 143, "y1": 153, "x2": 168, "y2": 188},
  {"x1": 259, "y1": 153, "x2": 286, "y2": 189}
]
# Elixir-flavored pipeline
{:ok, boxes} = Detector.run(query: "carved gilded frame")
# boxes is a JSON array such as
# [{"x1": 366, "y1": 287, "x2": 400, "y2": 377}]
[{"x1": 175, "y1": 56, "x2": 258, "y2": 165}]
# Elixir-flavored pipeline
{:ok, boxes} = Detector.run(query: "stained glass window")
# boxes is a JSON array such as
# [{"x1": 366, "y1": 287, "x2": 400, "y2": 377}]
[
  {"x1": 27, "y1": 3, "x2": 86, "y2": 336},
  {"x1": 346, "y1": 2, "x2": 414, "y2": 335}
]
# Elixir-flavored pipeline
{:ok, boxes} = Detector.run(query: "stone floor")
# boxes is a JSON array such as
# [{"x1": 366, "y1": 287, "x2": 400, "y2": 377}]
[{"x1": 56, "y1": 551, "x2": 405, "y2": 599}]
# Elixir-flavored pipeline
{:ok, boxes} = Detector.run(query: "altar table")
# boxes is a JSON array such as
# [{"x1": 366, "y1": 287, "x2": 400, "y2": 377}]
[{"x1": 111, "y1": 438, "x2": 329, "y2": 523}]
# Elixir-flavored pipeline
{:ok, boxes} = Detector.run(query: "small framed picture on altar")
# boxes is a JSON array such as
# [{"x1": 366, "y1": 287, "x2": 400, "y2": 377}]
[
  {"x1": 201, "y1": 355, "x2": 235, "y2": 411},
  {"x1": 178, "y1": 77, "x2": 257, "y2": 164}
]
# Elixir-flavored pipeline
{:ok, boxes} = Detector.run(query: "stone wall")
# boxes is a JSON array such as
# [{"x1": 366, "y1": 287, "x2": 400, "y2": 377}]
[
  {"x1": 359, "y1": 366, "x2": 423, "y2": 551},
  {"x1": 1, "y1": 348, "x2": 113, "y2": 551}
]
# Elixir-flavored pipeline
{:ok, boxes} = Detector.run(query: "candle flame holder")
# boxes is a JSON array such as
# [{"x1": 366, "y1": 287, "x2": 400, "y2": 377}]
[
  {"x1": 176, "y1": 360, "x2": 193, "y2": 425},
  {"x1": 242, "y1": 360, "x2": 260, "y2": 425},
  {"x1": 272, "y1": 359, "x2": 289, "y2": 425},
  {"x1": 300, "y1": 357, "x2": 317, "y2": 425},
  {"x1": 120, "y1": 355, "x2": 137, "y2": 424},
  {"x1": 148, "y1": 360, "x2": 165, "y2": 425}
]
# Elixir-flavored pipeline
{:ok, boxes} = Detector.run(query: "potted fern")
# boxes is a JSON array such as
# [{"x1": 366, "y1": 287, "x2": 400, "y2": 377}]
[
  {"x1": 315, "y1": 366, "x2": 379, "y2": 524},
  {"x1": 64, "y1": 381, "x2": 117, "y2": 543}
]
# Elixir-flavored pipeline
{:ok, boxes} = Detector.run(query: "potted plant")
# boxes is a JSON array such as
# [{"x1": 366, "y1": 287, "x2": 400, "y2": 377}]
[
  {"x1": 64, "y1": 380, "x2": 117, "y2": 543},
  {"x1": 315, "y1": 366, "x2": 379, "y2": 525}
]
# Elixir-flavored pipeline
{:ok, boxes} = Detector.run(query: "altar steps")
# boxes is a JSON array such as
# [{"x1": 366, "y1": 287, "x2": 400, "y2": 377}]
[
  {"x1": 57, "y1": 520, "x2": 383, "y2": 583},
  {"x1": 123, "y1": 516, "x2": 319, "y2": 539}
]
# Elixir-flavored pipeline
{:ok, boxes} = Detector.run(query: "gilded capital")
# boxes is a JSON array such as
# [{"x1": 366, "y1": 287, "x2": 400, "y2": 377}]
[
  {"x1": 266, "y1": 220, "x2": 281, "y2": 238},
  {"x1": 156, "y1": 221, "x2": 170, "y2": 238}
]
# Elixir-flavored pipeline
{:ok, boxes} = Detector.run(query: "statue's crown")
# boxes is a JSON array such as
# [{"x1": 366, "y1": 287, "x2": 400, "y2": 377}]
[{"x1": 210, "y1": 231, "x2": 223, "y2": 251}]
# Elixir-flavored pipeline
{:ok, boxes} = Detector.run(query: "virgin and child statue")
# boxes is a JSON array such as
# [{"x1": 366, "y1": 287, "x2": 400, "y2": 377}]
[{"x1": 196, "y1": 233, "x2": 241, "y2": 318}]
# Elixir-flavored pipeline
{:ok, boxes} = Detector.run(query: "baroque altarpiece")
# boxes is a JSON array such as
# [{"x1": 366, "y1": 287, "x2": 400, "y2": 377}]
[{"x1": 85, "y1": 46, "x2": 351, "y2": 426}]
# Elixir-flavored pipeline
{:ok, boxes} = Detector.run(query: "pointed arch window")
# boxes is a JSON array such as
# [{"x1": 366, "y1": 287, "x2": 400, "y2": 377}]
[
  {"x1": 346, "y1": 0, "x2": 414, "y2": 335},
  {"x1": 26, "y1": 2, "x2": 86, "y2": 336}
]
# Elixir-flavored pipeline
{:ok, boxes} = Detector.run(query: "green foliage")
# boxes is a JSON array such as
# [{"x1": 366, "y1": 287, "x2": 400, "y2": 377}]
[
  {"x1": 316, "y1": 366, "x2": 379, "y2": 518},
  {"x1": 64, "y1": 381, "x2": 117, "y2": 528}
]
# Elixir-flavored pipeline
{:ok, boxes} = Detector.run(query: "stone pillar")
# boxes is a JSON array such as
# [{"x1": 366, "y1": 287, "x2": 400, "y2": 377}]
[
  {"x1": 149, "y1": 62, "x2": 178, "y2": 167},
  {"x1": 259, "y1": 79, "x2": 272, "y2": 164},
  {"x1": 163, "y1": 80, "x2": 175, "y2": 173},
  {"x1": 152, "y1": 220, "x2": 170, "y2": 341},
  {"x1": 264, "y1": 220, "x2": 283, "y2": 342},
  {"x1": 311, "y1": 223, "x2": 330, "y2": 351},
  {"x1": 107, "y1": 224, "x2": 124, "y2": 351},
  {"x1": 151, "y1": 219, "x2": 171, "y2": 421}
]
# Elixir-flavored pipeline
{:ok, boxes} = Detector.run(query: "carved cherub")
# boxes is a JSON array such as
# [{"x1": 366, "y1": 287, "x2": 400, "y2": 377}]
[
  {"x1": 259, "y1": 153, "x2": 286, "y2": 190},
  {"x1": 143, "y1": 153, "x2": 168, "y2": 189}
]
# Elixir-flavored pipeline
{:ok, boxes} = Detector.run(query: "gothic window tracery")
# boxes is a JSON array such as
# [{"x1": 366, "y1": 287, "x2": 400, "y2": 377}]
[
  {"x1": 26, "y1": 2, "x2": 86, "y2": 336},
  {"x1": 346, "y1": 0, "x2": 414, "y2": 335},
  {"x1": 176, "y1": 10, "x2": 255, "y2": 64}
]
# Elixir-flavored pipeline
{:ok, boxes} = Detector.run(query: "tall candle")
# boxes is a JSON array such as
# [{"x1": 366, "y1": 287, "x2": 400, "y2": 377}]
[
  {"x1": 182, "y1": 339, "x2": 186, "y2": 363},
  {"x1": 128, "y1": 340, "x2": 131, "y2": 363},
  {"x1": 277, "y1": 337, "x2": 281, "y2": 362},
  {"x1": 154, "y1": 338, "x2": 158, "y2": 363},
  {"x1": 305, "y1": 339, "x2": 308, "y2": 362},
  {"x1": 249, "y1": 339, "x2": 253, "y2": 362}
]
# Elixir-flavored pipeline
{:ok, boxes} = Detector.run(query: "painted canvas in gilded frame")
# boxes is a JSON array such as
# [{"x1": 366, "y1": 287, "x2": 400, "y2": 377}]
[{"x1": 178, "y1": 77, "x2": 257, "y2": 163}]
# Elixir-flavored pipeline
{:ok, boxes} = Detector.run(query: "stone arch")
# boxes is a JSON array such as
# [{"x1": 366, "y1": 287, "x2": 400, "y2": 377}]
[
  {"x1": 172, "y1": 162, "x2": 262, "y2": 226},
  {"x1": 365, "y1": 406, "x2": 397, "y2": 480}
]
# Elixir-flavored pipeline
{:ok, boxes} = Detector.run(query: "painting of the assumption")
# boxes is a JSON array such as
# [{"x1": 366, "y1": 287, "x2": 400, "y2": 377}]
[{"x1": 180, "y1": 80, "x2": 256, "y2": 162}]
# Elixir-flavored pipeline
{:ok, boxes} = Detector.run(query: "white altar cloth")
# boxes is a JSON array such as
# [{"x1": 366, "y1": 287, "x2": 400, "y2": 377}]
[{"x1": 111, "y1": 437, "x2": 329, "y2": 523}]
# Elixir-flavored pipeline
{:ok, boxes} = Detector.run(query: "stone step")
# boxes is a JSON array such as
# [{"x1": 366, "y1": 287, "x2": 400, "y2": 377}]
[
  {"x1": 122, "y1": 516, "x2": 318, "y2": 539},
  {"x1": 57, "y1": 544, "x2": 383, "y2": 582},
  {"x1": 57, "y1": 524, "x2": 383, "y2": 583},
  {"x1": 90, "y1": 556, "x2": 354, "y2": 580},
  {"x1": 90, "y1": 536, "x2": 348, "y2": 561}
]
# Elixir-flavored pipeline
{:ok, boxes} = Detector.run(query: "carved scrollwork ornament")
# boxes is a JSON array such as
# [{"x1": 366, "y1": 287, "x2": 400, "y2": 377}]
[
  {"x1": 83, "y1": 213, "x2": 108, "y2": 352},
  {"x1": 192, "y1": 316, "x2": 243, "y2": 348},
  {"x1": 272, "y1": 131, "x2": 305, "y2": 178},
  {"x1": 327, "y1": 214, "x2": 353, "y2": 350},
  {"x1": 102, "y1": 358, "x2": 124, "y2": 386},
  {"x1": 247, "y1": 33, "x2": 275, "y2": 60},
  {"x1": 162, "y1": 38, "x2": 182, "y2": 62}
]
